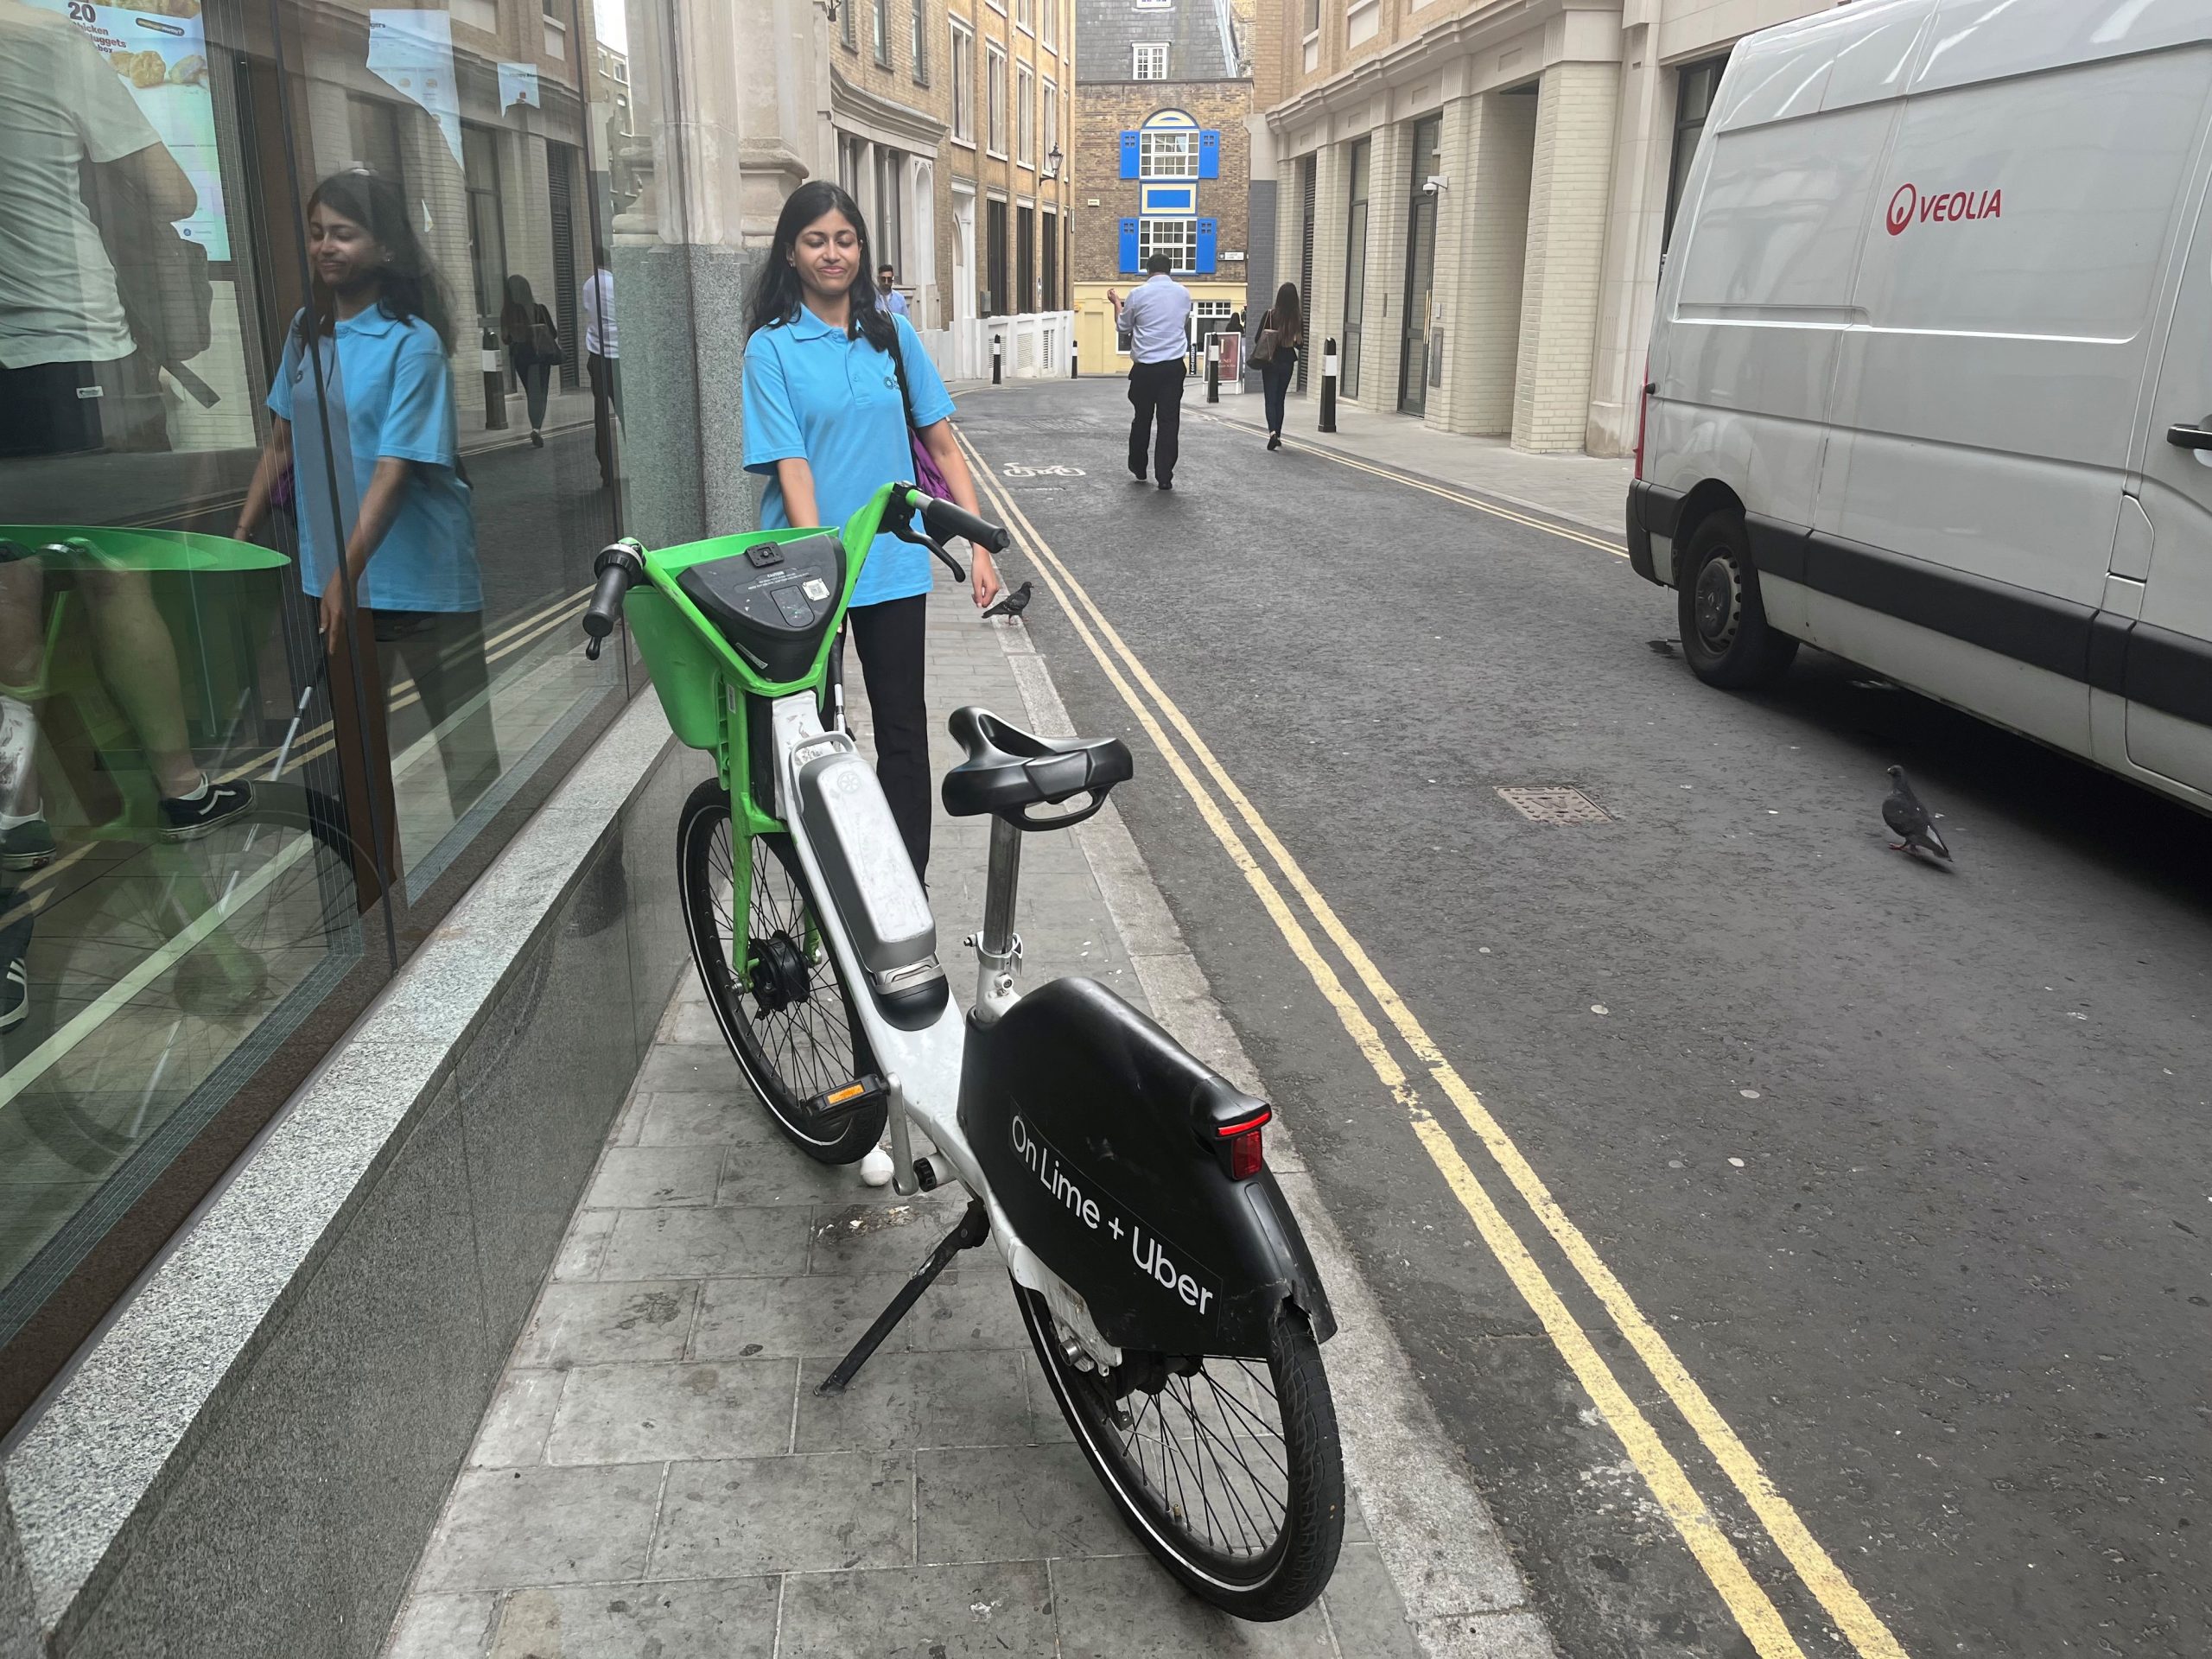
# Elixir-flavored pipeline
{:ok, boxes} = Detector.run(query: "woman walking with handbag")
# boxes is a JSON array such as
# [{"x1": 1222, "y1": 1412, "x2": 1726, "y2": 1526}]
[
  {"x1": 498, "y1": 275, "x2": 557, "y2": 447},
  {"x1": 741, "y1": 180, "x2": 1001, "y2": 879},
  {"x1": 1252, "y1": 282, "x2": 1304, "y2": 450}
]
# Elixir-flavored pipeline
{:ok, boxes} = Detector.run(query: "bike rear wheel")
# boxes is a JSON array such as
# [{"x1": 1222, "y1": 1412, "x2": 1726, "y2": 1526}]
[
  {"x1": 677, "y1": 778, "x2": 882, "y2": 1163},
  {"x1": 1017, "y1": 1283, "x2": 1344, "y2": 1621}
]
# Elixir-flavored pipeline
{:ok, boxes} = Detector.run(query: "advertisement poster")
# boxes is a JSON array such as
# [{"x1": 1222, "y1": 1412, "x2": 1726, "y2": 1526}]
[
  {"x1": 368, "y1": 8, "x2": 463, "y2": 168},
  {"x1": 29, "y1": 0, "x2": 230, "y2": 260}
]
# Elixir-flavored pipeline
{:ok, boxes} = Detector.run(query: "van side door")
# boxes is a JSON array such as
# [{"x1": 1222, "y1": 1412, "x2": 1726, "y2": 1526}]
[{"x1": 2129, "y1": 151, "x2": 2212, "y2": 802}]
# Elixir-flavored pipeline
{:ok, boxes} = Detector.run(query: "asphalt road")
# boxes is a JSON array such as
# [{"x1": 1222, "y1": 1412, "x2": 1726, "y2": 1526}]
[{"x1": 950, "y1": 377, "x2": 2208, "y2": 1659}]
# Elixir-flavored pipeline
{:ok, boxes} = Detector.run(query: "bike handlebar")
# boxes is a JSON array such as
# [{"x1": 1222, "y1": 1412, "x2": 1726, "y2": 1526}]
[
  {"x1": 910, "y1": 490, "x2": 1011, "y2": 555},
  {"x1": 582, "y1": 539, "x2": 645, "y2": 660}
]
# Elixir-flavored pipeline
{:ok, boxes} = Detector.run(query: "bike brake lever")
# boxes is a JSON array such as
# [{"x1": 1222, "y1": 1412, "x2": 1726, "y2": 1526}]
[{"x1": 925, "y1": 534, "x2": 967, "y2": 585}]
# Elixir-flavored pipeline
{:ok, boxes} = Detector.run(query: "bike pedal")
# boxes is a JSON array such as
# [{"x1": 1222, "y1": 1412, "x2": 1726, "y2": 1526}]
[{"x1": 805, "y1": 1073, "x2": 890, "y2": 1128}]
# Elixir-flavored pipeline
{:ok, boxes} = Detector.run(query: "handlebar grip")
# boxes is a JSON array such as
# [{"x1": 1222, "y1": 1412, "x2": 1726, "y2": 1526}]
[
  {"x1": 914, "y1": 493, "x2": 1011, "y2": 554},
  {"x1": 582, "y1": 540, "x2": 645, "y2": 659}
]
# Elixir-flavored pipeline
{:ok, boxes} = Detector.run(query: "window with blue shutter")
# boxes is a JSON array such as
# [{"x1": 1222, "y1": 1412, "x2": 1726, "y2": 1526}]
[
  {"x1": 1199, "y1": 130, "x2": 1220, "y2": 179},
  {"x1": 1195, "y1": 218, "x2": 1217, "y2": 274},
  {"x1": 1120, "y1": 131, "x2": 1140, "y2": 180},
  {"x1": 1118, "y1": 218, "x2": 1140, "y2": 272}
]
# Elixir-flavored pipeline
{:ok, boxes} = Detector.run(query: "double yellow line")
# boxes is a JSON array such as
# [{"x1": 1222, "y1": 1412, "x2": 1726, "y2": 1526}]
[{"x1": 956, "y1": 430, "x2": 1908, "y2": 1659}]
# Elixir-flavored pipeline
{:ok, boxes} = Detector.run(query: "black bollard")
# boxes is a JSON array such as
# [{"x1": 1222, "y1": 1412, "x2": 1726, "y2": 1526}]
[
  {"x1": 1319, "y1": 336, "x2": 1338, "y2": 434},
  {"x1": 481, "y1": 328, "x2": 509, "y2": 431},
  {"x1": 993, "y1": 334, "x2": 1003, "y2": 385},
  {"x1": 1205, "y1": 337, "x2": 1219, "y2": 404},
  {"x1": 1071, "y1": 335, "x2": 1079, "y2": 379}
]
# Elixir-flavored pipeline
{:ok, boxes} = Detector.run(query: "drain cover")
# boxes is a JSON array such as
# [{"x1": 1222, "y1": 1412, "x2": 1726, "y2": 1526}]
[{"x1": 1495, "y1": 785, "x2": 1611, "y2": 825}]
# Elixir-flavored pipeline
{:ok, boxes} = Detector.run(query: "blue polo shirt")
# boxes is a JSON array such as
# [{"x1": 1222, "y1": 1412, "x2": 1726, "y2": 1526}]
[
  {"x1": 742, "y1": 308, "x2": 954, "y2": 609},
  {"x1": 269, "y1": 307, "x2": 482, "y2": 613}
]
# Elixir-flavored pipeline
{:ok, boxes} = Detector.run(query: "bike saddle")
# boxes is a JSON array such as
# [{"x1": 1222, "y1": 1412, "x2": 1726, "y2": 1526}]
[{"x1": 941, "y1": 707, "x2": 1133, "y2": 829}]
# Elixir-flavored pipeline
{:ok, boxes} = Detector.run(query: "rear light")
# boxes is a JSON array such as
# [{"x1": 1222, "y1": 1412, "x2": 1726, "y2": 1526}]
[
  {"x1": 1211, "y1": 1105, "x2": 1272, "y2": 1180},
  {"x1": 1634, "y1": 351, "x2": 1651, "y2": 480}
]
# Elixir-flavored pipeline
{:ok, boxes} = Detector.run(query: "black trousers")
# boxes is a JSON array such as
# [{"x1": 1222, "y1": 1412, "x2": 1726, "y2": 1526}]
[
  {"x1": 1127, "y1": 356, "x2": 1185, "y2": 483},
  {"x1": 373, "y1": 607, "x2": 502, "y2": 819},
  {"x1": 844, "y1": 594, "x2": 931, "y2": 878},
  {"x1": 1261, "y1": 350, "x2": 1298, "y2": 435},
  {"x1": 588, "y1": 352, "x2": 622, "y2": 482}
]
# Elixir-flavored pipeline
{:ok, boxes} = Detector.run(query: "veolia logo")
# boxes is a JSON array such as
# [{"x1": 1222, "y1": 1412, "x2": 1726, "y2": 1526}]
[{"x1": 1886, "y1": 181, "x2": 2002, "y2": 236}]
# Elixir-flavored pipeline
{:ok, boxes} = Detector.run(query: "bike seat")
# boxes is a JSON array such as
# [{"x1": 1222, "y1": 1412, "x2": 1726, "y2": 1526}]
[{"x1": 941, "y1": 707, "x2": 1133, "y2": 828}]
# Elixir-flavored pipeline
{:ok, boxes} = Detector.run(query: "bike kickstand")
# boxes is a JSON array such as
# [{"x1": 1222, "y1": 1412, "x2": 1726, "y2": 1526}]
[{"x1": 816, "y1": 1198, "x2": 989, "y2": 1396}]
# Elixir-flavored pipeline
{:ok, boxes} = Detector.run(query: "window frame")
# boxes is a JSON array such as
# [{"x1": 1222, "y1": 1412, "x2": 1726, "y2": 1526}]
[
  {"x1": 872, "y1": 0, "x2": 891, "y2": 67},
  {"x1": 910, "y1": 0, "x2": 928, "y2": 82},
  {"x1": 1131, "y1": 41, "x2": 1168, "y2": 79},
  {"x1": 1137, "y1": 214, "x2": 1196, "y2": 275},
  {"x1": 949, "y1": 17, "x2": 975, "y2": 143},
  {"x1": 1139, "y1": 128, "x2": 1198, "y2": 179},
  {"x1": 1039, "y1": 0, "x2": 1056, "y2": 50},
  {"x1": 986, "y1": 41, "x2": 1008, "y2": 158},
  {"x1": 841, "y1": 0, "x2": 856, "y2": 51},
  {"x1": 1014, "y1": 0, "x2": 1032, "y2": 32},
  {"x1": 1015, "y1": 62, "x2": 1034, "y2": 168},
  {"x1": 1042, "y1": 78, "x2": 1058, "y2": 171},
  {"x1": 1663, "y1": 53, "x2": 1730, "y2": 257}
]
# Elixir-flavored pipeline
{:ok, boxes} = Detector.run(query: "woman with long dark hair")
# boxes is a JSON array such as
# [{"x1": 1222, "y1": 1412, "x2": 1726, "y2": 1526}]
[
  {"x1": 1254, "y1": 281, "x2": 1304, "y2": 450},
  {"x1": 742, "y1": 180, "x2": 1000, "y2": 878},
  {"x1": 234, "y1": 168, "x2": 499, "y2": 842},
  {"x1": 499, "y1": 273, "x2": 556, "y2": 446}
]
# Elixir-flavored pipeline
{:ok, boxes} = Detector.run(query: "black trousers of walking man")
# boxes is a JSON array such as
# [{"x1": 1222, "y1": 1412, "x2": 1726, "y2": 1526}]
[{"x1": 1127, "y1": 356, "x2": 1185, "y2": 485}]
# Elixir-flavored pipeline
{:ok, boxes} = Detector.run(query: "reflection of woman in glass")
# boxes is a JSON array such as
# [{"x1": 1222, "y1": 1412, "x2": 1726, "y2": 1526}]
[
  {"x1": 234, "y1": 170, "x2": 500, "y2": 830},
  {"x1": 498, "y1": 274, "x2": 555, "y2": 448}
]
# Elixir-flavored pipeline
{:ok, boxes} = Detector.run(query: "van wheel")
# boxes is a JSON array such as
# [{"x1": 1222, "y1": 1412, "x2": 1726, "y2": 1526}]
[{"x1": 1677, "y1": 514, "x2": 1799, "y2": 689}]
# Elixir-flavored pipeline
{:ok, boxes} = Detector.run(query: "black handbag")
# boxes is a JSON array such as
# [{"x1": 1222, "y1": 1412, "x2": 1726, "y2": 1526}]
[{"x1": 529, "y1": 306, "x2": 561, "y2": 360}]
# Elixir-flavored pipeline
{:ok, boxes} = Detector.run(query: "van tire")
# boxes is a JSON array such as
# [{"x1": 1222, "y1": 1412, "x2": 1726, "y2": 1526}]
[{"x1": 1677, "y1": 514, "x2": 1799, "y2": 689}]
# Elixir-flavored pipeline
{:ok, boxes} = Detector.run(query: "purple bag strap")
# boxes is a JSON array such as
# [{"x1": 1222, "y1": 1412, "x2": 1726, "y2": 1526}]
[{"x1": 887, "y1": 324, "x2": 953, "y2": 499}]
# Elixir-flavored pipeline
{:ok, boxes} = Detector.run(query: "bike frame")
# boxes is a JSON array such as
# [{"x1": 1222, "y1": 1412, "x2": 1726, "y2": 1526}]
[{"x1": 620, "y1": 485, "x2": 1127, "y2": 1368}]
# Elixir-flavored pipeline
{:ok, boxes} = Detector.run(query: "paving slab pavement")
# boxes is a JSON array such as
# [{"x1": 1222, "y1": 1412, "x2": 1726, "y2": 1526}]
[{"x1": 381, "y1": 557, "x2": 1554, "y2": 1658}]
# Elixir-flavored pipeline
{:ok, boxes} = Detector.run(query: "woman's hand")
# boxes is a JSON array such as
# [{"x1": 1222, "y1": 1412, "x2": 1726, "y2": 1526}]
[
  {"x1": 969, "y1": 546, "x2": 1002, "y2": 612},
  {"x1": 319, "y1": 569, "x2": 348, "y2": 649}
]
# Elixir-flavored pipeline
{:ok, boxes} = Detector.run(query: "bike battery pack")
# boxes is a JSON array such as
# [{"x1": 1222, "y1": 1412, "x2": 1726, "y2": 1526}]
[
  {"x1": 676, "y1": 531, "x2": 846, "y2": 683},
  {"x1": 796, "y1": 741, "x2": 948, "y2": 1028}
]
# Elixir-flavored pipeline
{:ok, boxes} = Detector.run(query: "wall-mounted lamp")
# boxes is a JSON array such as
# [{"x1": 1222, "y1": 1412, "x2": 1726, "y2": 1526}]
[{"x1": 1044, "y1": 143, "x2": 1064, "y2": 180}]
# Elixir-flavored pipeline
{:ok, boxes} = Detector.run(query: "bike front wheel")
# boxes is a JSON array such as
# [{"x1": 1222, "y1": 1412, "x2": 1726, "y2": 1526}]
[
  {"x1": 677, "y1": 779, "x2": 882, "y2": 1164},
  {"x1": 1017, "y1": 1284, "x2": 1344, "y2": 1621}
]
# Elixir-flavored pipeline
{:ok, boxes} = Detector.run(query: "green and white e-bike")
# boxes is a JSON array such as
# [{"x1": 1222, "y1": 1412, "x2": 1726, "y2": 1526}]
[{"x1": 582, "y1": 483, "x2": 1344, "y2": 1619}]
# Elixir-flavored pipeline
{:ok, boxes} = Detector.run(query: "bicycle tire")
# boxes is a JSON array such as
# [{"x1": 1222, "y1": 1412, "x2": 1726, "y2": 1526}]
[
  {"x1": 677, "y1": 777, "x2": 883, "y2": 1164},
  {"x1": 1017, "y1": 1283, "x2": 1344, "y2": 1621}
]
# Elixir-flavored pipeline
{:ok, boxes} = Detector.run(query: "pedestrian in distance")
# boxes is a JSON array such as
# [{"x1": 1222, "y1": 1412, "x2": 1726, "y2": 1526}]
[
  {"x1": 876, "y1": 263, "x2": 909, "y2": 318},
  {"x1": 498, "y1": 273, "x2": 556, "y2": 447},
  {"x1": 741, "y1": 180, "x2": 1001, "y2": 879},
  {"x1": 582, "y1": 244, "x2": 620, "y2": 486},
  {"x1": 1108, "y1": 251, "x2": 1195, "y2": 491},
  {"x1": 235, "y1": 168, "x2": 501, "y2": 843},
  {"x1": 1252, "y1": 282, "x2": 1303, "y2": 451}
]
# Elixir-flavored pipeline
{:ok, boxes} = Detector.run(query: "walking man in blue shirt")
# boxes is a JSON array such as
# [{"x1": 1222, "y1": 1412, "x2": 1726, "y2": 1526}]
[
  {"x1": 875, "y1": 264, "x2": 909, "y2": 317},
  {"x1": 1109, "y1": 252, "x2": 1194, "y2": 491}
]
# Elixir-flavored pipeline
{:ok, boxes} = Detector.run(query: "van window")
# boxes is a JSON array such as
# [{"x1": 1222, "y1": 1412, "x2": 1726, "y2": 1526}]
[
  {"x1": 1674, "y1": 103, "x2": 1893, "y2": 315},
  {"x1": 1663, "y1": 54, "x2": 1729, "y2": 257}
]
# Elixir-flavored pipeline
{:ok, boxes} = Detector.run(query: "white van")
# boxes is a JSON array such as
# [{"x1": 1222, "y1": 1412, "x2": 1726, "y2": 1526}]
[{"x1": 1631, "y1": 0, "x2": 2212, "y2": 809}]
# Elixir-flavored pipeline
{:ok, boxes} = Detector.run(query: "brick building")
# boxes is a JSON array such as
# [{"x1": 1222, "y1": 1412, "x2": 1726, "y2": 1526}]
[
  {"x1": 830, "y1": 0, "x2": 1075, "y2": 349},
  {"x1": 1071, "y1": 0, "x2": 1255, "y2": 372},
  {"x1": 1251, "y1": 0, "x2": 1845, "y2": 453}
]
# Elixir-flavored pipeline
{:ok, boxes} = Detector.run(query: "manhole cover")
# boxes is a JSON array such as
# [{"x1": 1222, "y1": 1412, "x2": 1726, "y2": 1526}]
[{"x1": 1495, "y1": 785, "x2": 1611, "y2": 825}]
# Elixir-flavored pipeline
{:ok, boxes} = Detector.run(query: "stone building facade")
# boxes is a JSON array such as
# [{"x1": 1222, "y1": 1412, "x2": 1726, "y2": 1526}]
[
  {"x1": 1253, "y1": 0, "x2": 1840, "y2": 453},
  {"x1": 827, "y1": 0, "x2": 1076, "y2": 334},
  {"x1": 1071, "y1": 0, "x2": 1255, "y2": 371}
]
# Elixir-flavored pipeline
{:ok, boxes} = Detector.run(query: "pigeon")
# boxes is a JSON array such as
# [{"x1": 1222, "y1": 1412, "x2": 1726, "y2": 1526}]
[
  {"x1": 1882, "y1": 766, "x2": 1952, "y2": 861},
  {"x1": 982, "y1": 580, "x2": 1033, "y2": 621}
]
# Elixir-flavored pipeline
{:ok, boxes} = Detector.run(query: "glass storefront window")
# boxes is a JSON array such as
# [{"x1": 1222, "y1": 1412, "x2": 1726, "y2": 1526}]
[{"x1": 0, "y1": 0, "x2": 645, "y2": 1428}]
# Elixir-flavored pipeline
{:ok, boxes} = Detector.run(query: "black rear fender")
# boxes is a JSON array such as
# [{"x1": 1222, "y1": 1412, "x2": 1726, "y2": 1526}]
[{"x1": 958, "y1": 976, "x2": 1334, "y2": 1358}]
